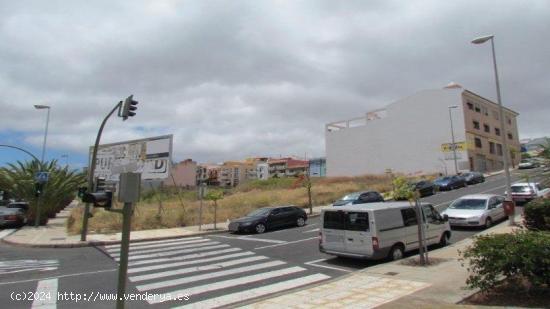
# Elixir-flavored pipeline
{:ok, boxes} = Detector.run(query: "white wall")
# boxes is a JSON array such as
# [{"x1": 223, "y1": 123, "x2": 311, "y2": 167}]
[{"x1": 326, "y1": 89, "x2": 469, "y2": 176}]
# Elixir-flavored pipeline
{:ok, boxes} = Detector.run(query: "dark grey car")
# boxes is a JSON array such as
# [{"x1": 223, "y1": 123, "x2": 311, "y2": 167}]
[
  {"x1": 228, "y1": 206, "x2": 307, "y2": 234},
  {"x1": 462, "y1": 172, "x2": 485, "y2": 185}
]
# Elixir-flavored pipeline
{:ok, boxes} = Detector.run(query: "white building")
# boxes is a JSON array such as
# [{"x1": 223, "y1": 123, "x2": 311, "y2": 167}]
[{"x1": 325, "y1": 85, "x2": 520, "y2": 177}]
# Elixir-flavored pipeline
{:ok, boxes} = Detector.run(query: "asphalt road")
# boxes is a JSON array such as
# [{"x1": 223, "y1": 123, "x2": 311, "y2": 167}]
[{"x1": 0, "y1": 167, "x2": 545, "y2": 308}]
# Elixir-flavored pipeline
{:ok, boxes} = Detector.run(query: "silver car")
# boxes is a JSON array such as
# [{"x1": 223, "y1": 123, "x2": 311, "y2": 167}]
[{"x1": 441, "y1": 194, "x2": 507, "y2": 228}]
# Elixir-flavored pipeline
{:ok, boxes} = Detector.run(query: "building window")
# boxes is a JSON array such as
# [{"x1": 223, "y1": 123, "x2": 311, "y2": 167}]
[
  {"x1": 493, "y1": 110, "x2": 499, "y2": 120},
  {"x1": 475, "y1": 138, "x2": 482, "y2": 148},
  {"x1": 497, "y1": 144, "x2": 503, "y2": 156},
  {"x1": 473, "y1": 121, "x2": 480, "y2": 129},
  {"x1": 467, "y1": 102, "x2": 473, "y2": 110},
  {"x1": 482, "y1": 106, "x2": 488, "y2": 116},
  {"x1": 474, "y1": 104, "x2": 481, "y2": 113},
  {"x1": 507, "y1": 117, "x2": 512, "y2": 125},
  {"x1": 484, "y1": 124, "x2": 490, "y2": 133},
  {"x1": 508, "y1": 132, "x2": 513, "y2": 140},
  {"x1": 495, "y1": 127, "x2": 501, "y2": 136},
  {"x1": 489, "y1": 142, "x2": 495, "y2": 154}
]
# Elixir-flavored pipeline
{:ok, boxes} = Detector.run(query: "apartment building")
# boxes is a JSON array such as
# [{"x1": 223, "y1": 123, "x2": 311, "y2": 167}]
[
  {"x1": 197, "y1": 164, "x2": 220, "y2": 186},
  {"x1": 218, "y1": 161, "x2": 255, "y2": 187},
  {"x1": 325, "y1": 84, "x2": 520, "y2": 176},
  {"x1": 268, "y1": 158, "x2": 309, "y2": 178},
  {"x1": 164, "y1": 159, "x2": 197, "y2": 188},
  {"x1": 309, "y1": 158, "x2": 326, "y2": 177}
]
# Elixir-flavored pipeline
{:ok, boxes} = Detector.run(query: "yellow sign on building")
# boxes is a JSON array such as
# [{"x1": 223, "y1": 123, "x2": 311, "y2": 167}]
[{"x1": 441, "y1": 142, "x2": 466, "y2": 152}]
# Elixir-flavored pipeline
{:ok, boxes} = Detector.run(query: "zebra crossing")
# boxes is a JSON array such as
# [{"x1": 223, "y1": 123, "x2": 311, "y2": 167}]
[
  {"x1": 102, "y1": 236, "x2": 331, "y2": 308},
  {"x1": 0, "y1": 259, "x2": 59, "y2": 275}
]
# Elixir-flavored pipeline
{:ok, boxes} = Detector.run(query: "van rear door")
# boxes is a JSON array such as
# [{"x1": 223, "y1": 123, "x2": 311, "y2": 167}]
[
  {"x1": 322, "y1": 210, "x2": 346, "y2": 252},
  {"x1": 343, "y1": 211, "x2": 372, "y2": 256}
]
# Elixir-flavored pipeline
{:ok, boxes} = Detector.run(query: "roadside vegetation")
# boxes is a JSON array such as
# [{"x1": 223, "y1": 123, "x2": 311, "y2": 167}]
[
  {"x1": 460, "y1": 177, "x2": 550, "y2": 307},
  {"x1": 67, "y1": 174, "x2": 404, "y2": 234},
  {"x1": 0, "y1": 160, "x2": 85, "y2": 225}
]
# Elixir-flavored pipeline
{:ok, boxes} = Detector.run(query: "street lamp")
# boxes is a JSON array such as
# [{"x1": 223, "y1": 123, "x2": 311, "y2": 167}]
[
  {"x1": 34, "y1": 104, "x2": 50, "y2": 227},
  {"x1": 471, "y1": 34, "x2": 514, "y2": 226},
  {"x1": 448, "y1": 105, "x2": 459, "y2": 175}
]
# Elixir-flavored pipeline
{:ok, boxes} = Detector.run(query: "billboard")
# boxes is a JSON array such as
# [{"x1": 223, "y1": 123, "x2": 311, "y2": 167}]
[{"x1": 90, "y1": 135, "x2": 173, "y2": 181}]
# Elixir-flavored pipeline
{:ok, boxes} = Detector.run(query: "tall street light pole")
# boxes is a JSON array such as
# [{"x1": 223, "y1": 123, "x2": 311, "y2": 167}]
[
  {"x1": 448, "y1": 105, "x2": 459, "y2": 174},
  {"x1": 34, "y1": 104, "x2": 51, "y2": 227},
  {"x1": 471, "y1": 34, "x2": 514, "y2": 226}
]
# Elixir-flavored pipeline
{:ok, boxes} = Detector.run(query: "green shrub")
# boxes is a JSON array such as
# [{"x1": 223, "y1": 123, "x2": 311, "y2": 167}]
[
  {"x1": 523, "y1": 198, "x2": 550, "y2": 231},
  {"x1": 392, "y1": 176, "x2": 414, "y2": 201},
  {"x1": 460, "y1": 230, "x2": 550, "y2": 292}
]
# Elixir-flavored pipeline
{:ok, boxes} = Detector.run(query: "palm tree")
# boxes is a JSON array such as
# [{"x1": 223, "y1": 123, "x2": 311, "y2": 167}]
[{"x1": 0, "y1": 160, "x2": 86, "y2": 225}]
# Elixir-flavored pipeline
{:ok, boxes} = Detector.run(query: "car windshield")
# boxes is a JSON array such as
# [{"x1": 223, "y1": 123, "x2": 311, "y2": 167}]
[
  {"x1": 436, "y1": 177, "x2": 451, "y2": 182},
  {"x1": 511, "y1": 185, "x2": 533, "y2": 193},
  {"x1": 341, "y1": 193, "x2": 360, "y2": 201},
  {"x1": 247, "y1": 208, "x2": 271, "y2": 217},
  {"x1": 449, "y1": 199, "x2": 486, "y2": 210}
]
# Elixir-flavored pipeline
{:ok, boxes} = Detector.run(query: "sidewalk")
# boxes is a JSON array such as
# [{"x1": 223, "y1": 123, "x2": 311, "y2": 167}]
[
  {"x1": 1, "y1": 202, "x2": 330, "y2": 248},
  {"x1": 241, "y1": 215, "x2": 523, "y2": 309}
]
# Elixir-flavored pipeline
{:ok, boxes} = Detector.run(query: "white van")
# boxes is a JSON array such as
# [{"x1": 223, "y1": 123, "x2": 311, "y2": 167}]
[{"x1": 319, "y1": 202, "x2": 451, "y2": 261}]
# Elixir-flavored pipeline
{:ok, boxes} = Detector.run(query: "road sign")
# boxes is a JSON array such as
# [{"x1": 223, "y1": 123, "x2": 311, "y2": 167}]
[
  {"x1": 89, "y1": 135, "x2": 173, "y2": 181},
  {"x1": 440, "y1": 142, "x2": 466, "y2": 152},
  {"x1": 34, "y1": 172, "x2": 49, "y2": 183}
]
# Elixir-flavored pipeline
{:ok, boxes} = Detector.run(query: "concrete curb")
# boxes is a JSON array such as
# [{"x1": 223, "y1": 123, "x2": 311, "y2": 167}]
[{"x1": 1, "y1": 227, "x2": 229, "y2": 249}]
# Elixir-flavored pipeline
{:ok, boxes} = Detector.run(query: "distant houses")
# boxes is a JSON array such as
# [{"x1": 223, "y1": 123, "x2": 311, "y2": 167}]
[{"x1": 165, "y1": 157, "x2": 326, "y2": 188}]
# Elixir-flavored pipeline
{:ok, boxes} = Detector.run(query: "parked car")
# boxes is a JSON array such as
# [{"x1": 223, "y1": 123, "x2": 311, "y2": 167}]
[
  {"x1": 505, "y1": 182, "x2": 550, "y2": 203},
  {"x1": 332, "y1": 191, "x2": 384, "y2": 206},
  {"x1": 0, "y1": 202, "x2": 29, "y2": 227},
  {"x1": 319, "y1": 202, "x2": 451, "y2": 261},
  {"x1": 228, "y1": 206, "x2": 307, "y2": 234},
  {"x1": 441, "y1": 194, "x2": 506, "y2": 228},
  {"x1": 433, "y1": 175, "x2": 467, "y2": 191},
  {"x1": 411, "y1": 180, "x2": 436, "y2": 197},
  {"x1": 461, "y1": 172, "x2": 485, "y2": 185},
  {"x1": 518, "y1": 159, "x2": 538, "y2": 169}
]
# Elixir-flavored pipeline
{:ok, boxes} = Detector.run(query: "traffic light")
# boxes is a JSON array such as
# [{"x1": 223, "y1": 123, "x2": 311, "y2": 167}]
[
  {"x1": 82, "y1": 191, "x2": 113, "y2": 209},
  {"x1": 120, "y1": 95, "x2": 138, "y2": 120},
  {"x1": 78, "y1": 187, "x2": 87, "y2": 199}
]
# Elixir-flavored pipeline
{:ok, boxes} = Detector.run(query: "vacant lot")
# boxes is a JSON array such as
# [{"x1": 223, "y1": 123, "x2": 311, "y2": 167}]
[{"x1": 68, "y1": 174, "x2": 407, "y2": 235}]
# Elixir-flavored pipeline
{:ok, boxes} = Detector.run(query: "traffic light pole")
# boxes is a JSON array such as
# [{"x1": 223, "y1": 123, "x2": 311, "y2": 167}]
[
  {"x1": 81, "y1": 101, "x2": 123, "y2": 242},
  {"x1": 116, "y1": 202, "x2": 132, "y2": 309}
]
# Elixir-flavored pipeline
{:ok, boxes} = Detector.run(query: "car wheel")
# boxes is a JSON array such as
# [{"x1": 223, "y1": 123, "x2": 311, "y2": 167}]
[
  {"x1": 388, "y1": 244, "x2": 404, "y2": 261},
  {"x1": 255, "y1": 223, "x2": 266, "y2": 234},
  {"x1": 296, "y1": 217, "x2": 306, "y2": 227},
  {"x1": 484, "y1": 218, "x2": 493, "y2": 229},
  {"x1": 439, "y1": 233, "x2": 449, "y2": 247}
]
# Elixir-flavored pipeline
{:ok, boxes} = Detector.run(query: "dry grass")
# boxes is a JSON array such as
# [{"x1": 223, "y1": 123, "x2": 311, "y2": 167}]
[{"x1": 67, "y1": 174, "x2": 406, "y2": 235}]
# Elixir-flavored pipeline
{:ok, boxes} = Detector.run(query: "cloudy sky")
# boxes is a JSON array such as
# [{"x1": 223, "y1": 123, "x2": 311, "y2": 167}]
[{"x1": 1, "y1": 0, "x2": 548, "y2": 168}]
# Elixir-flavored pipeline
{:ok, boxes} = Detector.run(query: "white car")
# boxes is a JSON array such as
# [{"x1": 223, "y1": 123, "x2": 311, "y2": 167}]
[
  {"x1": 506, "y1": 182, "x2": 550, "y2": 203},
  {"x1": 441, "y1": 194, "x2": 507, "y2": 228}
]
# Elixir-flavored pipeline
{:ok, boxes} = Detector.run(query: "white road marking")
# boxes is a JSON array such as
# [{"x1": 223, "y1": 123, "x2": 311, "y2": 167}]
[
  {"x1": 128, "y1": 251, "x2": 255, "y2": 274},
  {"x1": 148, "y1": 266, "x2": 307, "y2": 304},
  {"x1": 0, "y1": 229, "x2": 16, "y2": 240},
  {"x1": 116, "y1": 244, "x2": 230, "y2": 261},
  {"x1": 106, "y1": 238, "x2": 210, "y2": 252},
  {"x1": 136, "y1": 260, "x2": 286, "y2": 291},
  {"x1": 127, "y1": 248, "x2": 241, "y2": 267},
  {"x1": 304, "y1": 259, "x2": 352, "y2": 273},
  {"x1": 130, "y1": 255, "x2": 269, "y2": 282},
  {"x1": 302, "y1": 228, "x2": 319, "y2": 233},
  {"x1": 211, "y1": 235, "x2": 286, "y2": 244},
  {"x1": 0, "y1": 260, "x2": 59, "y2": 275},
  {"x1": 0, "y1": 269, "x2": 117, "y2": 286},
  {"x1": 174, "y1": 274, "x2": 331, "y2": 309},
  {"x1": 31, "y1": 278, "x2": 58, "y2": 308},
  {"x1": 254, "y1": 237, "x2": 318, "y2": 250},
  {"x1": 111, "y1": 241, "x2": 219, "y2": 257}
]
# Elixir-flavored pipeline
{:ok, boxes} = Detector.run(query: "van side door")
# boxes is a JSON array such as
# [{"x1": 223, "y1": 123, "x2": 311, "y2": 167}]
[{"x1": 343, "y1": 211, "x2": 372, "y2": 256}]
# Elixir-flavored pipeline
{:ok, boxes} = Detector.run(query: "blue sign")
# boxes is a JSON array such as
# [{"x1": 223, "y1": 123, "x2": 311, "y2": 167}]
[{"x1": 35, "y1": 172, "x2": 50, "y2": 183}]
